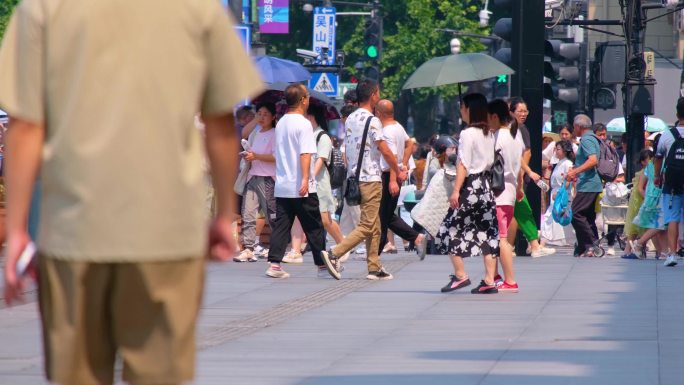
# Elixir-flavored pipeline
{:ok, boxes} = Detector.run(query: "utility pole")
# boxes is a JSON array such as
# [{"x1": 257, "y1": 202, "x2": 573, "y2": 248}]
[
  {"x1": 623, "y1": 0, "x2": 654, "y2": 180},
  {"x1": 512, "y1": 0, "x2": 545, "y2": 255}
]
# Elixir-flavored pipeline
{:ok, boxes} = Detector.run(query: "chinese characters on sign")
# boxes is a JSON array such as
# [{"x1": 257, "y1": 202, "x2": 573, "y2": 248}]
[
  {"x1": 259, "y1": 0, "x2": 289, "y2": 34},
  {"x1": 312, "y1": 7, "x2": 336, "y2": 65}
]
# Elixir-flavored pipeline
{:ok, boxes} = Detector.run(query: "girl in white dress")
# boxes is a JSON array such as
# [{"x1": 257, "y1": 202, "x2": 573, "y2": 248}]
[{"x1": 541, "y1": 140, "x2": 576, "y2": 246}]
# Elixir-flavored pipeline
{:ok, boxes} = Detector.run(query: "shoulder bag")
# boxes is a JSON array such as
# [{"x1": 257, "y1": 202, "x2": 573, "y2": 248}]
[{"x1": 344, "y1": 116, "x2": 372, "y2": 206}]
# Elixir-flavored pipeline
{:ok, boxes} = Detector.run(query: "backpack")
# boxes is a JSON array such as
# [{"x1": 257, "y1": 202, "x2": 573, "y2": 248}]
[
  {"x1": 316, "y1": 131, "x2": 347, "y2": 189},
  {"x1": 591, "y1": 134, "x2": 620, "y2": 182},
  {"x1": 664, "y1": 128, "x2": 684, "y2": 193}
]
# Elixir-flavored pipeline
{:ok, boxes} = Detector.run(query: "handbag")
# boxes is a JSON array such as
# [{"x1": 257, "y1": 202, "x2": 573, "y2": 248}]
[
  {"x1": 233, "y1": 127, "x2": 260, "y2": 195},
  {"x1": 552, "y1": 182, "x2": 573, "y2": 226},
  {"x1": 344, "y1": 116, "x2": 372, "y2": 206},
  {"x1": 490, "y1": 133, "x2": 505, "y2": 196}
]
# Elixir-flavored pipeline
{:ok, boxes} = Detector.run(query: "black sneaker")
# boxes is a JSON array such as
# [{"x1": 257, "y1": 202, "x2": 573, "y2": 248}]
[
  {"x1": 440, "y1": 275, "x2": 471, "y2": 292},
  {"x1": 471, "y1": 280, "x2": 498, "y2": 294},
  {"x1": 366, "y1": 267, "x2": 393, "y2": 280}
]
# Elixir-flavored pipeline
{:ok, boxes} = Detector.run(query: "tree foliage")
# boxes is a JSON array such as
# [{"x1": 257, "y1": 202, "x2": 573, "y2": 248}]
[
  {"x1": 0, "y1": 0, "x2": 19, "y2": 41},
  {"x1": 371, "y1": 0, "x2": 488, "y2": 100}
]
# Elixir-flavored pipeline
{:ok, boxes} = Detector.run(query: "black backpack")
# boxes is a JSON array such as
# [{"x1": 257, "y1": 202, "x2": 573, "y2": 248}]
[
  {"x1": 664, "y1": 128, "x2": 684, "y2": 193},
  {"x1": 591, "y1": 134, "x2": 620, "y2": 182},
  {"x1": 316, "y1": 131, "x2": 347, "y2": 189}
]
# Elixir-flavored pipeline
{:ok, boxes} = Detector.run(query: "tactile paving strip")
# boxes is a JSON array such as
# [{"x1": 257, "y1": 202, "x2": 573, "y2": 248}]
[{"x1": 198, "y1": 256, "x2": 417, "y2": 350}]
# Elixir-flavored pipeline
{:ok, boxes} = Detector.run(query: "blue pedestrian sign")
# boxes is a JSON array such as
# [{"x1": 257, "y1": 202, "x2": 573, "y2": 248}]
[
  {"x1": 309, "y1": 73, "x2": 338, "y2": 97},
  {"x1": 312, "y1": 7, "x2": 336, "y2": 65}
]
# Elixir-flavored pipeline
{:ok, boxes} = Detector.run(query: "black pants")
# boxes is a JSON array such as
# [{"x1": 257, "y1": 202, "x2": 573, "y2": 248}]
[
  {"x1": 378, "y1": 172, "x2": 419, "y2": 255},
  {"x1": 268, "y1": 194, "x2": 326, "y2": 265},
  {"x1": 572, "y1": 192, "x2": 600, "y2": 254}
]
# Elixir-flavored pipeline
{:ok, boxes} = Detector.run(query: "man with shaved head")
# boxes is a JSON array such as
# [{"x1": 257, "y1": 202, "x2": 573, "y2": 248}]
[{"x1": 375, "y1": 100, "x2": 426, "y2": 258}]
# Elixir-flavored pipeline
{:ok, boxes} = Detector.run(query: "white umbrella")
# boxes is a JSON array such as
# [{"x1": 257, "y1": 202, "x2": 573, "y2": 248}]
[{"x1": 606, "y1": 116, "x2": 669, "y2": 133}]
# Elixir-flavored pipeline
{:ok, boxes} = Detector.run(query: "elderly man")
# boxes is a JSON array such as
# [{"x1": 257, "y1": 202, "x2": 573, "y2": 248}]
[{"x1": 567, "y1": 114, "x2": 602, "y2": 257}]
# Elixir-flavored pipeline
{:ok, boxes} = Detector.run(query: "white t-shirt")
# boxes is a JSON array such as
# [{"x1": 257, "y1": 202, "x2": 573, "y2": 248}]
[
  {"x1": 380, "y1": 122, "x2": 410, "y2": 172},
  {"x1": 494, "y1": 127, "x2": 526, "y2": 206},
  {"x1": 542, "y1": 140, "x2": 578, "y2": 165},
  {"x1": 313, "y1": 127, "x2": 332, "y2": 191},
  {"x1": 458, "y1": 127, "x2": 495, "y2": 175},
  {"x1": 274, "y1": 114, "x2": 317, "y2": 198},
  {"x1": 344, "y1": 108, "x2": 384, "y2": 182}
]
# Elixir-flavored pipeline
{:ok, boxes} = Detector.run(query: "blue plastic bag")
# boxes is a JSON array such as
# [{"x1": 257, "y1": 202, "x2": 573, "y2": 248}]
[{"x1": 552, "y1": 182, "x2": 573, "y2": 226}]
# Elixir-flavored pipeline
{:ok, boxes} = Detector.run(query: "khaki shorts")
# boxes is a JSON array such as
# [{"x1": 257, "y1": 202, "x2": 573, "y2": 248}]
[{"x1": 38, "y1": 255, "x2": 205, "y2": 385}]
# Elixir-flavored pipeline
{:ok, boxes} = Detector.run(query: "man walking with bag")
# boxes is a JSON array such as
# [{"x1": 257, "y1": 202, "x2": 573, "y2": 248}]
[
  {"x1": 322, "y1": 80, "x2": 405, "y2": 280},
  {"x1": 566, "y1": 114, "x2": 602, "y2": 257}
]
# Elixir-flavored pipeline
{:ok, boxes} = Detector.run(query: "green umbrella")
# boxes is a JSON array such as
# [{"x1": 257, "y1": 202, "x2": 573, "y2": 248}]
[{"x1": 402, "y1": 53, "x2": 515, "y2": 90}]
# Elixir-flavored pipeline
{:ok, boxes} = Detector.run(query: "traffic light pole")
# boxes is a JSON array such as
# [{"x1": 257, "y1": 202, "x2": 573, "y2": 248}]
[
  {"x1": 624, "y1": 0, "x2": 647, "y2": 181},
  {"x1": 512, "y1": 0, "x2": 545, "y2": 255}
]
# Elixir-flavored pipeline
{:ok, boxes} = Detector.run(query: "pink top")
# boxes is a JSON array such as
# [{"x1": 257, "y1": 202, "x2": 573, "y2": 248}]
[{"x1": 248, "y1": 127, "x2": 276, "y2": 178}]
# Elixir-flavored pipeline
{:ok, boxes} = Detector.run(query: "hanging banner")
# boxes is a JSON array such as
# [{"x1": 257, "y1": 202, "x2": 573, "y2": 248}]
[{"x1": 259, "y1": 0, "x2": 289, "y2": 34}]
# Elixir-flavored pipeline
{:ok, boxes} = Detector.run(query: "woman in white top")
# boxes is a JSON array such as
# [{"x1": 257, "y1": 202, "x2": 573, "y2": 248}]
[
  {"x1": 234, "y1": 102, "x2": 277, "y2": 262},
  {"x1": 435, "y1": 93, "x2": 500, "y2": 295},
  {"x1": 488, "y1": 99, "x2": 525, "y2": 293},
  {"x1": 540, "y1": 140, "x2": 576, "y2": 246}
]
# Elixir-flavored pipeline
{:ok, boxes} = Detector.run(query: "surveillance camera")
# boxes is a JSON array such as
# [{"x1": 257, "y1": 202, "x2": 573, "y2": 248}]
[
  {"x1": 296, "y1": 49, "x2": 320, "y2": 60},
  {"x1": 478, "y1": 9, "x2": 492, "y2": 27}
]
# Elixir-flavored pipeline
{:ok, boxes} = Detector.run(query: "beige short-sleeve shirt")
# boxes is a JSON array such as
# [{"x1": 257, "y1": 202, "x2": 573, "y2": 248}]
[{"x1": 0, "y1": 0, "x2": 263, "y2": 262}]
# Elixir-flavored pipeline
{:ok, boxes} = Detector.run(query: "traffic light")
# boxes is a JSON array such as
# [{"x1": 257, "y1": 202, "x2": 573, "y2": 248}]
[
  {"x1": 492, "y1": 17, "x2": 512, "y2": 68},
  {"x1": 364, "y1": 17, "x2": 381, "y2": 60},
  {"x1": 493, "y1": 74, "x2": 509, "y2": 98},
  {"x1": 543, "y1": 39, "x2": 581, "y2": 104},
  {"x1": 590, "y1": 42, "x2": 624, "y2": 110}
]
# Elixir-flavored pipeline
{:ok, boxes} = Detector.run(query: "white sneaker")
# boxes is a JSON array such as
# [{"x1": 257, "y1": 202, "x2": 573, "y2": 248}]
[
  {"x1": 531, "y1": 247, "x2": 555, "y2": 258},
  {"x1": 233, "y1": 249, "x2": 257, "y2": 262},
  {"x1": 664, "y1": 254, "x2": 678, "y2": 267},
  {"x1": 606, "y1": 247, "x2": 615, "y2": 256},
  {"x1": 253, "y1": 245, "x2": 269, "y2": 259},
  {"x1": 339, "y1": 251, "x2": 351, "y2": 263},
  {"x1": 282, "y1": 251, "x2": 304, "y2": 264},
  {"x1": 321, "y1": 249, "x2": 342, "y2": 280},
  {"x1": 266, "y1": 264, "x2": 290, "y2": 278},
  {"x1": 355, "y1": 246, "x2": 367, "y2": 254}
]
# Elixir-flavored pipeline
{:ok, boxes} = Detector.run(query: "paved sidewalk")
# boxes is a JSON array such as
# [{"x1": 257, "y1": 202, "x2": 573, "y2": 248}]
[{"x1": 1, "y1": 247, "x2": 684, "y2": 384}]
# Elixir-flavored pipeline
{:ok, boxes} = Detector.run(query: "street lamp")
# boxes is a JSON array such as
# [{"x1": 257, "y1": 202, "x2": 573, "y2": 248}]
[{"x1": 450, "y1": 38, "x2": 461, "y2": 55}]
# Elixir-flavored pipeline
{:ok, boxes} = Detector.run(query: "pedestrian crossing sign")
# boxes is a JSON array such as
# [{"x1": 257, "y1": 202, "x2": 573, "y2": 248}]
[{"x1": 309, "y1": 73, "x2": 338, "y2": 97}]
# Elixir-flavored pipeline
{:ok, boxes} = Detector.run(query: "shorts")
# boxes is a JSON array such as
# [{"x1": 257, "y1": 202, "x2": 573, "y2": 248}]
[
  {"x1": 496, "y1": 205, "x2": 515, "y2": 239},
  {"x1": 38, "y1": 255, "x2": 205, "y2": 385},
  {"x1": 317, "y1": 183, "x2": 336, "y2": 214},
  {"x1": 662, "y1": 193, "x2": 684, "y2": 224}
]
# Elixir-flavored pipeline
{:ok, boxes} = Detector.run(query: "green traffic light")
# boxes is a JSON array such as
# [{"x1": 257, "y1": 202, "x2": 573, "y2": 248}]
[
  {"x1": 367, "y1": 45, "x2": 378, "y2": 58},
  {"x1": 497, "y1": 74, "x2": 507, "y2": 83}
]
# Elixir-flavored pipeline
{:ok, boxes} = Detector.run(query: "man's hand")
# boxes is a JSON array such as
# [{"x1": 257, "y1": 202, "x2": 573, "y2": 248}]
[
  {"x1": 244, "y1": 151, "x2": 255, "y2": 162},
  {"x1": 654, "y1": 174, "x2": 662, "y2": 187},
  {"x1": 397, "y1": 168, "x2": 409, "y2": 183},
  {"x1": 566, "y1": 168, "x2": 577, "y2": 182},
  {"x1": 389, "y1": 180, "x2": 400, "y2": 197},
  {"x1": 208, "y1": 215, "x2": 237, "y2": 261},
  {"x1": 449, "y1": 190, "x2": 460, "y2": 209},
  {"x1": 3, "y1": 230, "x2": 34, "y2": 306},
  {"x1": 299, "y1": 180, "x2": 309, "y2": 197}
]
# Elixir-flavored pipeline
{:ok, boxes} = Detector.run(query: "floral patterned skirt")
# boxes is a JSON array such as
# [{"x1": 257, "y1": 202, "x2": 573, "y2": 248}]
[{"x1": 435, "y1": 172, "x2": 499, "y2": 257}]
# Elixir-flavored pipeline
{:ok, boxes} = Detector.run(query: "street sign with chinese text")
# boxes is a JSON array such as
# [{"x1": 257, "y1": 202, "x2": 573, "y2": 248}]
[
  {"x1": 312, "y1": 7, "x2": 336, "y2": 65},
  {"x1": 259, "y1": 0, "x2": 289, "y2": 34}
]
